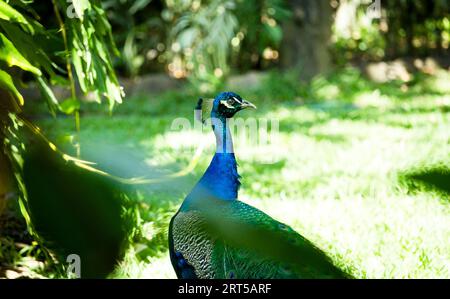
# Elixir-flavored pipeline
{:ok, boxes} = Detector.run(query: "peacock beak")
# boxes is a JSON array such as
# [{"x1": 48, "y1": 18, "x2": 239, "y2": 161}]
[{"x1": 241, "y1": 100, "x2": 257, "y2": 110}]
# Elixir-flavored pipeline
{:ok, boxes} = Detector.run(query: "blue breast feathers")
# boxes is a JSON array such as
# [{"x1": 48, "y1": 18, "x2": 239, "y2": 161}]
[{"x1": 182, "y1": 153, "x2": 241, "y2": 209}]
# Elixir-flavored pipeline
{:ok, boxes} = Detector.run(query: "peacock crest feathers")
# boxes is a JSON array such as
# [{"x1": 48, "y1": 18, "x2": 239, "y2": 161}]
[{"x1": 195, "y1": 97, "x2": 214, "y2": 124}]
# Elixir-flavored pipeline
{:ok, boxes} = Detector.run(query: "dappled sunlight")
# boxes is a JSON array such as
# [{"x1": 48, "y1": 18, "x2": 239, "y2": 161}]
[
  {"x1": 424, "y1": 70, "x2": 450, "y2": 94},
  {"x1": 147, "y1": 129, "x2": 214, "y2": 168},
  {"x1": 354, "y1": 89, "x2": 393, "y2": 109},
  {"x1": 248, "y1": 193, "x2": 450, "y2": 278},
  {"x1": 153, "y1": 130, "x2": 209, "y2": 152},
  {"x1": 114, "y1": 250, "x2": 176, "y2": 279}
]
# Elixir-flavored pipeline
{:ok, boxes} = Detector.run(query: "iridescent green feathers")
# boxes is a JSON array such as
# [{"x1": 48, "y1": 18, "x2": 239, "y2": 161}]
[{"x1": 171, "y1": 200, "x2": 349, "y2": 279}]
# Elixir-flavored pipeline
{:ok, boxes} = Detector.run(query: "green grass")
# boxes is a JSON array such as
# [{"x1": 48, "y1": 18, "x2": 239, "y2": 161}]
[{"x1": 23, "y1": 67, "x2": 450, "y2": 278}]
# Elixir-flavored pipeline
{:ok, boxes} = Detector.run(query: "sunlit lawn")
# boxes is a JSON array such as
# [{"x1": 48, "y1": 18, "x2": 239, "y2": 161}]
[{"x1": 33, "y1": 67, "x2": 450, "y2": 278}]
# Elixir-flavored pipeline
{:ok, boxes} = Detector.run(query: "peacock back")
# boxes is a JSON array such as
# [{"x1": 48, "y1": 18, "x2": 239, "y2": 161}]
[{"x1": 169, "y1": 199, "x2": 348, "y2": 279}]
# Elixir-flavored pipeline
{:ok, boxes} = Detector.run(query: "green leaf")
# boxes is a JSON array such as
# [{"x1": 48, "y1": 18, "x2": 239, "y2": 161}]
[
  {"x1": 0, "y1": 33, "x2": 41, "y2": 75},
  {"x1": 106, "y1": 75, "x2": 123, "y2": 105},
  {"x1": 178, "y1": 27, "x2": 198, "y2": 48},
  {"x1": 59, "y1": 97, "x2": 80, "y2": 115},
  {"x1": 0, "y1": 68, "x2": 24, "y2": 105},
  {"x1": 0, "y1": 21, "x2": 56, "y2": 78},
  {"x1": 71, "y1": 0, "x2": 91, "y2": 20},
  {"x1": 263, "y1": 24, "x2": 283, "y2": 45},
  {"x1": 92, "y1": 5, "x2": 119, "y2": 56},
  {"x1": 0, "y1": 1, "x2": 32, "y2": 31},
  {"x1": 71, "y1": 47, "x2": 87, "y2": 92},
  {"x1": 36, "y1": 76, "x2": 59, "y2": 116},
  {"x1": 129, "y1": 0, "x2": 152, "y2": 14}
]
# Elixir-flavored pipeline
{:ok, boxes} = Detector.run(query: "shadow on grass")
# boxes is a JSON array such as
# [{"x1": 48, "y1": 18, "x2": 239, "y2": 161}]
[{"x1": 399, "y1": 166, "x2": 450, "y2": 199}]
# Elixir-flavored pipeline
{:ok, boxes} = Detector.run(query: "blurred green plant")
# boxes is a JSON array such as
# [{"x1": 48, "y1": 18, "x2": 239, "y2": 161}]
[
  {"x1": 100, "y1": 0, "x2": 290, "y2": 90},
  {"x1": 102, "y1": 0, "x2": 165, "y2": 77},
  {"x1": 165, "y1": 0, "x2": 290, "y2": 91},
  {"x1": 384, "y1": 0, "x2": 450, "y2": 57},
  {"x1": 0, "y1": 0, "x2": 123, "y2": 115},
  {"x1": 333, "y1": 2, "x2": 386, "y2": 64},
  {"x1": 333, "y1": 0, "x2": 450, "y2": 63},
  {"x1": 164, "y1": 0, "x2": 238, "y2": 91},
  {"x1": 21, "y1": 142, "x2": 132, "y2": 278},
  {"x1": 0, "y1": 0, "x2": 127, "y2": 277},
  {"x1": 232, "y1": 0, "x2": 291, "y2": 70}
]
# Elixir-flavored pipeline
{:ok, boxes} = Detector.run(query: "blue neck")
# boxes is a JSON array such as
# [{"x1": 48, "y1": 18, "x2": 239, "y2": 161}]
[
  {"x1": 197, "y1": 153, "x2": 240, "y2": 199},
  {"x1": 182, "y1": 116, "x2": 240, "y2": 209}
]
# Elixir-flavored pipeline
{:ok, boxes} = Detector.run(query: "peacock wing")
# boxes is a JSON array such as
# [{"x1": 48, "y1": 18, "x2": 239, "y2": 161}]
[
  {"x1": 208, "y1": 200, "x2": 349, "y2": 279},
  {"x1": 170, "y1": 200, "x2": 349, "y2": 279},
  {"x1": 170, "y1": 210, "x2": 217, "y2": 279}
]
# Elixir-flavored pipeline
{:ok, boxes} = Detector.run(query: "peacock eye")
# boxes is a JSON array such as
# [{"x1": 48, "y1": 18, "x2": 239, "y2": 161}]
[{"x1": 227, "y1": 98, "x2": 235, "y2": 105}]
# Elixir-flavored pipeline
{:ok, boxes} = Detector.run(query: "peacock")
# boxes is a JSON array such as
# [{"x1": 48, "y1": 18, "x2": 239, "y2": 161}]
[{"x1": 168, "y1": 92, "x2": 349, "y2": 279}]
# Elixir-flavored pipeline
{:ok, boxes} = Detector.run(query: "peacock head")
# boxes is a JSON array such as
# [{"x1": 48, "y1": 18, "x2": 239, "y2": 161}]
[
  {"x1": 195, "y1": 92, "x2": 256, "y2": 125},
  {"x1": 212, "y1": 92, "x2": 256, "y2": 119}
]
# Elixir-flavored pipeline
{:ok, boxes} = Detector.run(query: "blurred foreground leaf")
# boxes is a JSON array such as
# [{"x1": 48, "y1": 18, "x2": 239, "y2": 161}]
[{"x1": 22, "y1": 144, "x2": 128, "y2": 278}]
